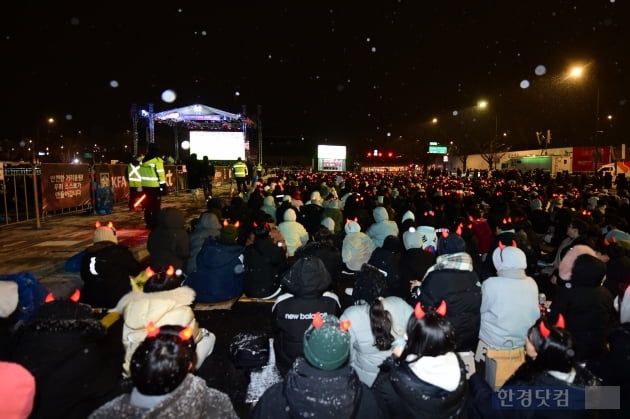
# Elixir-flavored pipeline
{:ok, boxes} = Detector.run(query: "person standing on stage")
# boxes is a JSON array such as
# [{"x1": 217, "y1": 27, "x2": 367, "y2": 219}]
[
  {"x1": 231, "y1": 156, "x2": 248, "y2": 195},
  {"x1": 139, "y1": 143, "x2": 167, "y2": 229}
]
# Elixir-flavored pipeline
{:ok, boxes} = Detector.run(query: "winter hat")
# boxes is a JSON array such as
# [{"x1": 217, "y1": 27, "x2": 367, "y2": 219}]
[
  {"x1": 282, "y1": 194, "x2": 292, "y2": 203},
  {"x1": 93, "y1": 225, "x2": 117, "y2": 244},
  {"x1": 373, "y1": 206, "x2": 389, "y2": 223},
  {"x1": 303, "y1": 314, "x2": 350, "y2": 371},
  {"x1": 569, "y1": 254, "x2": 606, "y2": 287},
  {"x1": 402, "y1": 210, "x2": 415, "y2": 224},
  {"x1": 558, "y1": 245, "x2": 597, "y2": 281},
  {"x1": 283, "y1": 208, "x2": 297, "y2": 222},
  {"x1": 344, "y1": 220, "x2": 361, "y2": 234},
  {"x1": 492, "y1": 245, "x2": 527, "y2": 278},
  {"x1": 220, "y1": 223, "x2": 239, "y2": 244},
  {"x1": 0, "y1": 280, "x2": 18, "y2": 318},
  {"x1": 437, "y1": 233, "x2": 467, "y2": 256},
  {"x1": 530, "y1": 199, "x2": 542, "y2": 210},
  {"x1": 321, "y1": 217, "x2": 335, "y2": 232},
  {"x1": 0, "y1": 361, "x2": 35, "y2": 419}
]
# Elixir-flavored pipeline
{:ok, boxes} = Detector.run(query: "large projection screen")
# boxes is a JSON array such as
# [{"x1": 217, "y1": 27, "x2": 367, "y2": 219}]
[
  {"x1": 317, "y1": 144, "x2": 346, "y2": 171},
  {"x1": 189, "y1": 131, "x2": 246, "y2": 160}
]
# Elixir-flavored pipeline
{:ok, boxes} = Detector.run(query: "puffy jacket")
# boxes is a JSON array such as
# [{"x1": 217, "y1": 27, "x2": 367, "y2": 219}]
[
  {"x1": 271, "y1": 257, "x2": 340, "y2": 375},
  {"x1": 185, "y1": 237, "x2": 245, "y2": 303}
]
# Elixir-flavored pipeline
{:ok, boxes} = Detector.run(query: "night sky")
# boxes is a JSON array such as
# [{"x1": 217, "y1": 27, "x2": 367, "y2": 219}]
[{"x1": 2, "y1": 1, "x2": 628, "y2": 160}]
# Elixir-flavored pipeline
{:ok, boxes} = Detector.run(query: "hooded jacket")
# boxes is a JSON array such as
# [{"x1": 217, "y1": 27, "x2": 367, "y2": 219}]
[
  {"x1": 10, "y1": 300, "x2": 121, "y2": 419},
  {"x1": 418, "y1": 257, "x2": 482, "y2": 352},
  {"x1": 277, "y1": 208, "x2": 309, "y2": 257},
  {"x1": 89, "y1": 374, "x2": 238, "y2": 419},
  {"x1": 79, "y1": 241, "x2": 143, "y2": 309},
  {"x1": 479, "y1": 246, "x2": 540, "y2": 349},
  {"x1": 147, "y1": 207, "x2": 190, "y2": 270},
  {"x1": 243, "y1": 235, "x2": 288, "y2": 298},
  {"x1": 114, "y1": 286, "x2": 201, "y2": 377},
  {"x1": 185, "y1": 237, "x2": 245, "y2": 303},
  {"x1": 250, "y1": 357, "x2": 385, "y2": 419},
  {"x1": 372, "y1": 354, "x2": 468, "y2": 419},
  {"x1": 550, "y1": 254, "x2": 614, "y2": 361},
  {"x1": 186, "y1": 212, "x2": 221, "y2": 274},
  {"x1": 367, "y1": 206, "x2": 400, "y2": 248},
  {"x1": 271, "y1": 257, "x2": 341, "y2": 375}
]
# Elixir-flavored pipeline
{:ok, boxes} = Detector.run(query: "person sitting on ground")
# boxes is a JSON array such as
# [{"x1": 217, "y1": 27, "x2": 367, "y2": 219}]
[
  {"x1": 412, "y1": 230, "x2": 481, "y2": 352},
  {"x1": 186, "y1": 211, "x2": 221, "y2": 274},
  {"x1": 80, "y1": 222, "x2": 144, "y2": 309},
  {"x1": 114, "y1": 266, "x2": 215, "y2": 378},
  {"x1": 185, "y1": 221, "x2": 246, "y2": 303},
  {"x1": 9, "y1": 290, "x2": 122, "y2": 419},
  {"x1": 340, "y1": 292, "x2": 413, "y2": 387},
  {"x1": 367, "y1": 206, "x2": 400, "y2": 248},
  {"x1": 477, "y1": 244, "x2": 540, "y2": 388},
  {"x1": 277, "y1": 208, "x2": 309, "y2": 259},
  {"x1": 399, "y1": 226, "x2": 437, "y2": 298},
  {"x1": 243, "y1": 220, "x2": 288, "y2": 299},
  {"x1": 502, "y1": 316, "x2": 600, "y2": 416},
  {"x1": 294, "y1": 217, "x2": 343, "y2": 282},
  {"x1": 251, "y1": 313, "x2": 385, "y2": 419},
  {"x1": 271, "y1": 256, "x2": 341, "y2": 376},
  {"x1": 298, "y1": 190, "x2": 326, "y2": 239},
  {"x1": 372, "y1": 301, "x2": 468, "y2": 418},
  {"x1": 147, "y1": 207, "x2": 190, "y2": 271},
  {"x1": 550, "y1": 246, "x2": 614, "y2": 363},
  {"x1": 88, "y1": 324, "x2": 238, "y2": 418}
]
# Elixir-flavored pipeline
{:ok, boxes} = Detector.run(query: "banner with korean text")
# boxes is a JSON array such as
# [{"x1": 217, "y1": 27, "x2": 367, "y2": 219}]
[{"x1": 41, "y1": 163, "x2": 91, "y2": 211}]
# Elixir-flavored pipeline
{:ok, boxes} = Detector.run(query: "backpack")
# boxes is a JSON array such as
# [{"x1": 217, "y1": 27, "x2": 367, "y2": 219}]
[{"x1": 228, "y1": 330, "x2": 270, "y2": 370}]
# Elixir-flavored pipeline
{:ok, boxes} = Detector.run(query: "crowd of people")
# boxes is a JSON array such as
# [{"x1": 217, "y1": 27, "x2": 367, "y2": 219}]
[{"x1": 1, "y1": 167, "x2": 630, "y2": 418}]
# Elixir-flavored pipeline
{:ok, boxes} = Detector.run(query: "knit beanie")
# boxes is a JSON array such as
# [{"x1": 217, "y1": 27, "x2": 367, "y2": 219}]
[
  {"x1": 558, "y1": 245, "x2": 597, "y2": 281},
  {"x1": 220, "y1": 224, "x2": 239, "y2": 244},
  {"x1": 492, "y1": 245, "x2": 527, "y2": 278},
  {"x1": 93, "y1": 226, "x2": 117, "y2": 244},
  {"x1": 401, "y1": 210, "x2": 415, "y2": 224},
  {"x1": 0, "y1": 362, "x2": 35, "y2": 419},
  {"x1": 0, "y1": 280, "x2": 18, "y2": 318},
  {"x1": 344, "y1": 220, "x2": 361, "y2": 234},
  {"x1": 303, "y1": 314, "x2": 350, "y2": 371},
  {"x1": 437, "y1": 233, "x2": 467, "y2": 256},
  {"x1": 321, "y1": 217, "x2": 335, "y2": 232},
  {"x1": 282, "y1": 195, "x2": 292, "y2": 203}
]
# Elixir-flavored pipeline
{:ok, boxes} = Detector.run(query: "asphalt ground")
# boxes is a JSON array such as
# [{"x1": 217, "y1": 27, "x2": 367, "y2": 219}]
[{"x1": 0, "y1": 183, "x2": 277, "y2": 417}]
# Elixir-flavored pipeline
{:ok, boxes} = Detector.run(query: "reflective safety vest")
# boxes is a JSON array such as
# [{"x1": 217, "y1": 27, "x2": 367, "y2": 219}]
[
  {"x1": 232, "y1": 161, "x2": 248, "y2": 178},
  {"x1": 127, "y1": 162, "x2": 142, "y2": 188},
  {"x1": 140, "y1": 156, "x2": 166, "y2": 188}
]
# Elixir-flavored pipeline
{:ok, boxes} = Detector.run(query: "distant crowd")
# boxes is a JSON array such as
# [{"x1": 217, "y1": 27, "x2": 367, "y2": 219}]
[{"x1": 1, "y1": 168, "x2": 629, "y2": 418}]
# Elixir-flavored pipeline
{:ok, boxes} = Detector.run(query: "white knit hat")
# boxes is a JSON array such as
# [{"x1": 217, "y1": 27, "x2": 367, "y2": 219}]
[
  {"x1": 402, "y1": 210, "x2": 415, "y2": 223},
  {"x1": 93, "y1": 226, "x2": 118, "y2": 244},
  {"x1": 321, "y1": 217, "x2": 335, "y2": 232}
]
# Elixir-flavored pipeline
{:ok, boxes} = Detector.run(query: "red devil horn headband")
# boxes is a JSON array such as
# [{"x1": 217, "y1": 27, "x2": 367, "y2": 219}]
[{"x1": 539, "y1": 314, "x2": 566, "y2": 338}]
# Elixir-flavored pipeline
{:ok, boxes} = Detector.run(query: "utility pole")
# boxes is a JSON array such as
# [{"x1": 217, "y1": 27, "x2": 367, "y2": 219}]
[{"x1": 257, "y1": 105, "x2": 263, "y2": 165}]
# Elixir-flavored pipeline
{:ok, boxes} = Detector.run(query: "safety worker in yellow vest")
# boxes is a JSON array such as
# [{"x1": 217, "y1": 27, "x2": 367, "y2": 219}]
[
  {"x1": 139, "y1": 143, "x2": 167, "y2": 229},
  {"x1": 232, "y1": 156, "x2": 248, "y2": 195},
  {"x1": 127, "y1": 152, "x2": 144, "y2": 211}
]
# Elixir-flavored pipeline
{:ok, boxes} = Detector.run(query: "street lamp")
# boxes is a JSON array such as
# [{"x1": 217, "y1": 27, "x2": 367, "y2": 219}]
[{"x1": 567, "y1": 64, "x2": 601, "y2": 171}]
